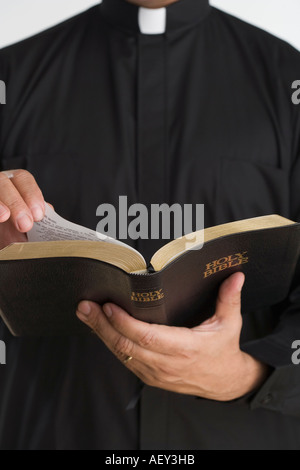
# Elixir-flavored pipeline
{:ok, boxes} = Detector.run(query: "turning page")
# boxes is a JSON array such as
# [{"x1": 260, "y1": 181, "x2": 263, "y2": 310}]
[{"x1": 27, "y1": 204, "x2": 135, "y2": 250}]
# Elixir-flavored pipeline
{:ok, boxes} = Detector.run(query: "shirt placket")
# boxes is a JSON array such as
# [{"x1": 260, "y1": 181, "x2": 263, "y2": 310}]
[{"x1": 136, "y1": 34, "x2": 168, "y2": 263}]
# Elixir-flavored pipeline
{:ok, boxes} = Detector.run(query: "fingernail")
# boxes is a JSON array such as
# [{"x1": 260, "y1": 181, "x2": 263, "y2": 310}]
[
  {"x1": 16, "y1": 213, "x2": 33, "y2": 232},
  {"x1": 77, "y1": 302, "x2": 91, "y2": 317},
  {"x1": 103, "y1": 304, "x2": 112, "y2": 318},
  {"x1": 31, "y1": 205, "x2": 44, "y2": 221}
]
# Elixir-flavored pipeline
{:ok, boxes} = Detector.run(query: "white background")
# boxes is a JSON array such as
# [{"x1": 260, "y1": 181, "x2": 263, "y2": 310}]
[{"x1": 0, "y1": 0, "x2": 299, "y2": 50}]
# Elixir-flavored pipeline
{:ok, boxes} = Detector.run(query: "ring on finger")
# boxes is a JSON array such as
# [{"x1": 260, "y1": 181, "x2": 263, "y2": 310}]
[{"x1": 123, "y1": 355, "x2": 133, "y2": 364}]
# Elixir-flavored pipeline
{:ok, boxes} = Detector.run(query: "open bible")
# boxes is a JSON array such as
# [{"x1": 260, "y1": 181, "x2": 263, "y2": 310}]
[{"x1": 0, "y1": 205, "x2": 299, "y2": 336}]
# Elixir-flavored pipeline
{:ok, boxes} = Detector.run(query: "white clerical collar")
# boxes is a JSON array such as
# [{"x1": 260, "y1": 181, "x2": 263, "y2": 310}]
[
  {"x1": 101, "y1": 0, "x2": 211, "y2": 36},
  {"x1": 138, "y1": 7, "x2": 167, "y2": 35}
]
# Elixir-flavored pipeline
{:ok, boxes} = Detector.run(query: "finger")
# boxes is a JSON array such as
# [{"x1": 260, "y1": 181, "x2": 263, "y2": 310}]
[
  {"x1": 76, "y1": 301, "x2": 160, "y2": 364},
  {"x1": 101, "y1": 302, "x2": 193, "y2": 355},
  {"x1": 0, "y1": 201, "x2": 10, "y2": 223},
  {"x1": 8, "y1": 170, "x2": 45, "y2": 222},
  {"x1": 1, "y1": 171, "x2": 15, "y2": 179},
  {"x1": 76, "y1": 302, "x2": 195, "y2": 391},
  {"x1": 0, "y1": 219, "x2": 27, "y2": 249},
  {"x1": 0, "y1": 173, "x2": 34, "y2": 232},
  {"x1": 214, "y1": 272, "x2": 245, "y2": 324}
]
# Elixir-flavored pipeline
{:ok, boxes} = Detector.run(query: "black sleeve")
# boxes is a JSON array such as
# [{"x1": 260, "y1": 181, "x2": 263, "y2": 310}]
[
  {"x1": 0, "y1": 49, "x2": 9, "y2": 162},
  {"x1": 0, "y1": 51, "x2": 5, "y2": 151},
  {"x1": 241, "y1": 44, "x2": 300, "y2": 417}
]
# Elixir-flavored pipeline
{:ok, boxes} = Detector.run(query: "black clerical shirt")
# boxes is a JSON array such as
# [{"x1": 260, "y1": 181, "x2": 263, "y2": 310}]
[{"x1": 1, "y1": 0, "x2": 300, "y2": 450}]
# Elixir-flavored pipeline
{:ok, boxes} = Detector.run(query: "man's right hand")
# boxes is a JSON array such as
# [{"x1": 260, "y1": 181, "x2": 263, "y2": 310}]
[{"x1": 0, "y1": 169, "x2": 45, "y2": 249}]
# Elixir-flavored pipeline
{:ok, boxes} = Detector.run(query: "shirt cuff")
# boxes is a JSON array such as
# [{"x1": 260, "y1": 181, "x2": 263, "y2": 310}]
[{"x1": 242, "y1": 339, "x2": 300, "y2": 417}]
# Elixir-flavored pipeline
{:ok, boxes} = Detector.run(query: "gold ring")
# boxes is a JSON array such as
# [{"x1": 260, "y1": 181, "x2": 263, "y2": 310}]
[{"x1": 123, "y1": 356, "x2": 133, "y2": 364}]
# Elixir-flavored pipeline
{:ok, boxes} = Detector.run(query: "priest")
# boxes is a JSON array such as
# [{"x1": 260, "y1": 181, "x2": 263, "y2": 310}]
[{"x1": 0, "y1": 0, "x2": 300, "y2": 450}]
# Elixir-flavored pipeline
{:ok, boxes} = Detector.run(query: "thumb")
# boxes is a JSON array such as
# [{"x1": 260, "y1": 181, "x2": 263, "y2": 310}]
[{"x1": 214, "y1": 272, "x2": 245, "y2": 324}]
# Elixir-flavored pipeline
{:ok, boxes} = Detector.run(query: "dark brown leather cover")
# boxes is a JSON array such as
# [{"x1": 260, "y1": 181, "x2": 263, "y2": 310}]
[{"x1": 0, "y1": 224, "x2": 299, "y2": 336}]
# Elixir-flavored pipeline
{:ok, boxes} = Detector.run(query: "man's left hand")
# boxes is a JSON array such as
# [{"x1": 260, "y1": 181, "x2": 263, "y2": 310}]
[{"x1": 76, "y1": 272, "x2": 270, "y2": 401}]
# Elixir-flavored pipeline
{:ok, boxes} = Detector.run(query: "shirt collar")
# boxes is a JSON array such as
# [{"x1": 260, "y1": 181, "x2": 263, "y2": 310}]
[{"x1": 100, "y1": 0, "x2": 211, "y2": 35}]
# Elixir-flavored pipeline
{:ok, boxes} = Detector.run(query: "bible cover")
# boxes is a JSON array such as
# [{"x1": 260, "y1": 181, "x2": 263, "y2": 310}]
[{"x1": 0, "y1": 223, "x2": 299, "y2": 336}]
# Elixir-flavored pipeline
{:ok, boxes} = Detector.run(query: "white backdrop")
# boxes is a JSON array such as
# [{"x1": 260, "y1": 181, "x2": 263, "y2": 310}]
[{"x1": 0, "y1": 0, "x2": 299, "y2": 50}]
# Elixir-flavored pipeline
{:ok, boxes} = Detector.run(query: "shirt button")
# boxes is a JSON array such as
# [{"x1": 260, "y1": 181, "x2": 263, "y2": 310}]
[{"x1": 260, "y1": 394, "x2": 273, "y2": 405}]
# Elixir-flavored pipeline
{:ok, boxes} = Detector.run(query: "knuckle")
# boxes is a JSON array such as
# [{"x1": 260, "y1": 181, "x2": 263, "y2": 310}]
[
  {"x1": 138, "y1": 328, "x2": 156, "y2": 348},
  {"x1": 0, "y1": 173, "x2": 9, "y2": 184},
  {"x1": 0, "y1": 174, "x2": 16, "y2": 190},
  {"x1": 14, "y1": 170, "x2": 40, "y2": 192},
  {"x1": 113, "y1": 335, "x2": 133, "y2": 357},
  {"x1": 13, "y1": 169, "x2": 33, "y2": 181},
  {"x1": 8, "y1": 198, "x2": 28, "y2": 213},
  {"x1": 13, "y1": 171, "x2": 43, "y2": 201},
  {"x1": 87, "y1": 312, "x2": 100, "y2": 332}
]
